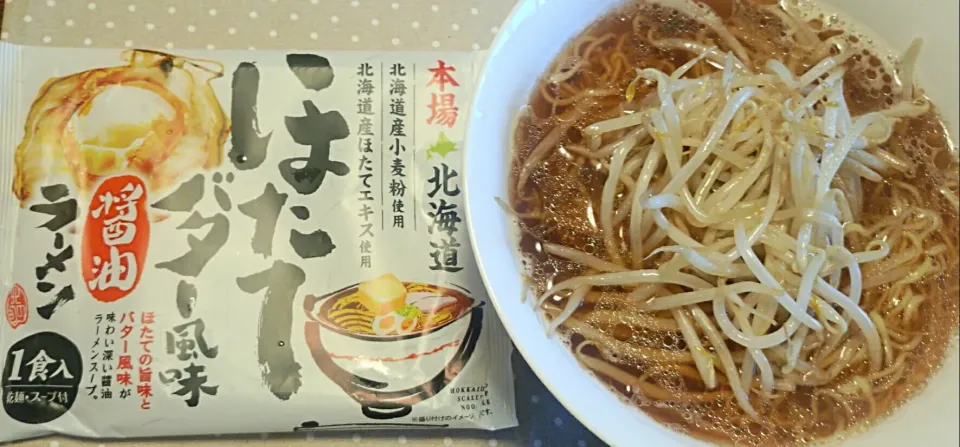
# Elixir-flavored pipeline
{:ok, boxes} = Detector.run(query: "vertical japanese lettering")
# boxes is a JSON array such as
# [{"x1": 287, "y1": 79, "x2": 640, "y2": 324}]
[
  {"x1": 229, "y1": 62, "x2": 272, "y2": 170},
  {"x1": 238, "y1": 183, "x2": 288, "y2": 257},
  {"x1": 423, "y1": 61, "x2": 465, "y2": 273},
  {"x1": 160, "y1": 287, "x2": 218, "y2": 407},
  {"x1": 426, "y1": 164, "x2": 464, "y2": 272},
  {"x1": 425, "y1": 61, "x2": 460, "y2": 128},
  {"x1": 153, "y1": 174, "x2": 231, "y2": 277},
  {"x1": 237, "y1": 260, "x2": 305, "y2": 400},
  {"x1": 356, "y1": 62, "x2": 379, "y2": 269},
  {"x1": 138, "y1": 312, "x2": 155, "y2": 409},
  {"x1": 226, "y1": 54, "x2": 346, "y2": 403},
  {"x1": 82, "y1": 175, "x2": 150, "y2": 303},
  {"x1": 87, "y1": 313, "x2": 118, "y2": 400},
  {"x1": 29, "y1": 184, "x2": 78, "y2": 318},
  {"x1": 116, "y1": 311, "x2": 135, "y2": 401},
  {"x1": 153, "y1": 172, "x2": 232, "y2": 407},
  {"x1": 388, "y1": 62, "x2": 412, "y2": 230},
  {"x1": 280, "y1": 101, "x2": 350, "y2": 195},
  {"x1": 286, "y1": 54, "x2": 335, "y2": 91}
]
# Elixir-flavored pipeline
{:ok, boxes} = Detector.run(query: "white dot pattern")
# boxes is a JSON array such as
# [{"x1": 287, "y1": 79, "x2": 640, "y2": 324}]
[{"x1": 0, "y1": 0, "x2": 510, "y2": 50}]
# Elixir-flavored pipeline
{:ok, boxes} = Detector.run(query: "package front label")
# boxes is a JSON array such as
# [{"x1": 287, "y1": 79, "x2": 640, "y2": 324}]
[{"x1": 0, "y1": 45, "x2": 515, "y2": 441}]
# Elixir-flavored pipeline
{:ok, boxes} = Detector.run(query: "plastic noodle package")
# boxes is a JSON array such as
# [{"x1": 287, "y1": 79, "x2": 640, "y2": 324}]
[{"x1": 0, "y1": 44, "x2": 517, "y2": 442}]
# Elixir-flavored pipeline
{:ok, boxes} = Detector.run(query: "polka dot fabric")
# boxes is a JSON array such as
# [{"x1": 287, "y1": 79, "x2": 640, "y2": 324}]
[
  {"x1": 0, "y1": 1, "x2": 608, "y2": 446},
  {"x1": 0, "y1": 0, "x2": 514, "y2": 51}
]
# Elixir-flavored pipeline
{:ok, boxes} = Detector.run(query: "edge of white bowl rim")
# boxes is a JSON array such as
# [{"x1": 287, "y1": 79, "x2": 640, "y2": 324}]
[{"x1": 464, "y1": 1, "x2": 960, "y2": 446}]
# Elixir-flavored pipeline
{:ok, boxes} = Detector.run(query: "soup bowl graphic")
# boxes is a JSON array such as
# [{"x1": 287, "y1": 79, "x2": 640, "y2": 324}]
[{"x1": 303, "y1": 282, "x2": 484, "y2": 420}]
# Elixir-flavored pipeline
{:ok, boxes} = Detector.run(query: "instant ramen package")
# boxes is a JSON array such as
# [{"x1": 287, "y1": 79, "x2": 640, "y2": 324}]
[{"x1": 0, "y1": 43, "x2": 517, "y2": 442}]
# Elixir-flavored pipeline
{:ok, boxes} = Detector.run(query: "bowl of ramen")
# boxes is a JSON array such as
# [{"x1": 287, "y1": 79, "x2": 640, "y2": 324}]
[
  {"x1": 303, "y1": 273, "x2": 484, "y2": 419},
  {"x1": 464, "y1": 0, "x2": 959, "y2": 445}
]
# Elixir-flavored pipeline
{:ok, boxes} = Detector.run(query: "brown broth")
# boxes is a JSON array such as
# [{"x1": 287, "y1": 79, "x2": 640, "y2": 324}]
[{"x1": 511, "y1": 1, "x2": 960, "y2": 445}]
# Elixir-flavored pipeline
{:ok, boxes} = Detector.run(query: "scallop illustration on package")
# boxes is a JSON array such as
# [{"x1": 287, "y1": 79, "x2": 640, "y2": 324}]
[
  {"x1": 303, "y1": 273, "x2": 484, "y2": 420},
  {"x1": 11, "y1": 49, "x2": 229, "y2": 210}
]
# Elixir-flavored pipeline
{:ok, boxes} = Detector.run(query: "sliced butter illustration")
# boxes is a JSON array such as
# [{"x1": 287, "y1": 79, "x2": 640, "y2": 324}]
[{"x1": 357, "y1": 273, "x2": 408, "y2": 316}]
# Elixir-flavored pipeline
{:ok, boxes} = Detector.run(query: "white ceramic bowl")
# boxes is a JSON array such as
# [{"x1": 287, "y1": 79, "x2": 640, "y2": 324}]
[{"x1": 463, "y1": 0, "x2": 960, "y2": 445}]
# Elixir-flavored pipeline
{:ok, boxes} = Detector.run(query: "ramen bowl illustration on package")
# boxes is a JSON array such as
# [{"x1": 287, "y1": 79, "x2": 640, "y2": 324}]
[{"x1": 303, "y1": 273, "x2": 483, "y2": 419}]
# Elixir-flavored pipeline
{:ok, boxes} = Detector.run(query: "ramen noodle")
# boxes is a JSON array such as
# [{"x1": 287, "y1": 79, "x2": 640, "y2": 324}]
[
  {"x1": 0, "y1": 45, "x2": 516, "y2": 442},
  {"x1": 511, "y1": 0, "x2": 958, "y2": 445},
  {"x1": 321, "y1": 276, "x2": 477, "y2": 337}
]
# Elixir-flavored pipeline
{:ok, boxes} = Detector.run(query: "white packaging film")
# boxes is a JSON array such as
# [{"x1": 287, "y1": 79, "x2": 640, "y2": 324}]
[{"x1": 0, "y1": 43, "x2": 517, "y2": 442}]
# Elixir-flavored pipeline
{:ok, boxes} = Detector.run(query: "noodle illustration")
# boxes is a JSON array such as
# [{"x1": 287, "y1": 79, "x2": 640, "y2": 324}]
[
  {"x1": 303, "y1": 274, "x2": 485, "y2": 420},
  {"x1": 318, "y1": 274, "x2": 474, "y2": 337}
]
